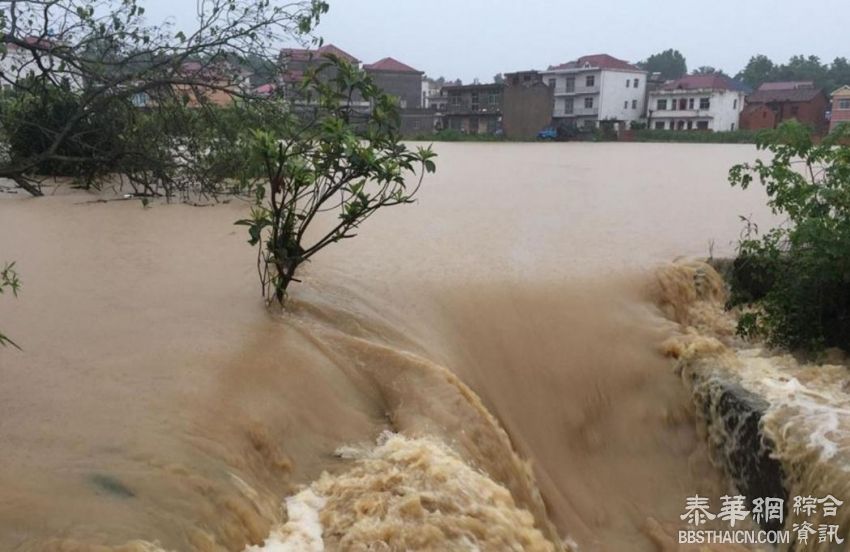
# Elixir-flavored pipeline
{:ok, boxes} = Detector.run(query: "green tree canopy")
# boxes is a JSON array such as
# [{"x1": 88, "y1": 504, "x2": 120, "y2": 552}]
[
  {"x1": 639, "y1": 49, "x2": 687, "y2": 80},
  {"x1": 737, "y1": 55, "x2": 776, "y2": 88}
]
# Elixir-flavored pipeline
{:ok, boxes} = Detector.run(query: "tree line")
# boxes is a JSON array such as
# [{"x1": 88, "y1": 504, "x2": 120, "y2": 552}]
[{"x1": 639, "y1": 49, "x2": 850, "y2": 92}]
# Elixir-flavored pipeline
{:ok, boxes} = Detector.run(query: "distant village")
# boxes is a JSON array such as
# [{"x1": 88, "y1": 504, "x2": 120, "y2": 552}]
[
  {"x1": 266, "y1": 44, "x2": 850, "y2": 140},
  {"x1": 3, "y1": 37, "x2": 848, "y2": 140}
]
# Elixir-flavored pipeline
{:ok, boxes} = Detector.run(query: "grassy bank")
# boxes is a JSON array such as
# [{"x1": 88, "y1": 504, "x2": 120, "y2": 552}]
[{"x1": 630, "y1": 129, "x2": 759, "y2": 143}]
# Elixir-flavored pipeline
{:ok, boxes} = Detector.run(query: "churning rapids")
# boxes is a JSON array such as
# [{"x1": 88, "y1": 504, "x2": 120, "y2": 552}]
[{"x1": 1, "y1": 142, "x2": 818, "y2": 551}]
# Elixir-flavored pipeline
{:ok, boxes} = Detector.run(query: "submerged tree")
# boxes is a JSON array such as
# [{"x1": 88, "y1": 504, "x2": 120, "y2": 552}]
[
  {"x1": 0, "y1": 262, "x2": 21, "y2": 349},
  {"x1": 235, "y1": 56, "x2": 436, "y2": 303},
  {"x1": 0, "y1": 0, "x2": 329, "y2": 197}
]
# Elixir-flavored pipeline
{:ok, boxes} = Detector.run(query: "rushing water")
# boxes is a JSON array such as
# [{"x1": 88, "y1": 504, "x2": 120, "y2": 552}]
[{"x1": 0, "y1": 143, "x2": 781, "y2": 551}]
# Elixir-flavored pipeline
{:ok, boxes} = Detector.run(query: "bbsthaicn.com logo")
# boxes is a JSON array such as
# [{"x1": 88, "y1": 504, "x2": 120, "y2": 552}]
[{"x1": 678, "y1": 494, "x2": 844, "y2": 546}]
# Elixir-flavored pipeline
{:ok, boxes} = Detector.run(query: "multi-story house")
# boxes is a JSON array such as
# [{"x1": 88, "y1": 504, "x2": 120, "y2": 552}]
[
  {"x1": 648, "y1": 74, "x2": 747, "y2": 132},
  {"x1": 364, "y1": 57, "x2": 422, "y2": 108},
  {"x1": 502, "y1": 70, "x2": 554, "y2": 139},
  {"x1": 540, "y1": 54, "x2": 647, "y2": 130},
  {"x1": 829, "y1": 86, "x2": 850, "y2": 132},
  {"x1": 363, "y1": 57, "x2": 438, "y2": 135},
  {"x1": 443, "y1": 82, "x2": 504, "y2": 135},
  {"x1": 422, "y1": 78, "x2": 447, "y2": 111},
  {"x1": 278, "y1": 43, "x2": 370, "y2": 112},
  {"x1": 740, "y1": 81, "x2": 829, "y2": 134}
]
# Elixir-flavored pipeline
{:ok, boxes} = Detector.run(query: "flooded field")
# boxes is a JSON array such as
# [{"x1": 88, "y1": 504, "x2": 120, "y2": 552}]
[{"x1": 0, "y1": 143, "x2": 782, "y2": 551}]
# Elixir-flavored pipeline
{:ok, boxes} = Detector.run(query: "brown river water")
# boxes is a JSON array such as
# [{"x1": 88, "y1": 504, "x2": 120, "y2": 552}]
[{"x1": 0, "y1": 143, "x2": 782, "y2": 551}]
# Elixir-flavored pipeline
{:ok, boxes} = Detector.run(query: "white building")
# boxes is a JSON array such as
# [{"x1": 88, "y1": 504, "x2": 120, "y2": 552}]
[
  {"x1": 540, "y1": 54, "x2": 647, "y2": 129},
  {"x1": 0, "y1": 37, "x2": 80, "y2": 90},
  {"x1": 422, "y1": 78, "x2": 447, "y2": 111},
  {"x1": 648, "y1": 74, "x2": 748, "y2": 132}
]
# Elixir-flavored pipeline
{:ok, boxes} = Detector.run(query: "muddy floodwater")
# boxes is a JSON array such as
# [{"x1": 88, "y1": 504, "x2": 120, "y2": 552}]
[{"x1": 0, "y1": 143, "x2": 781, "y2": 551}]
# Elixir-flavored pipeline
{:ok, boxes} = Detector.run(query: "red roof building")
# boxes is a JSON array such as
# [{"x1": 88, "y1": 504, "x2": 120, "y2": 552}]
[
  {"x1": 363, "y1": 57, "x2": 421, "y2": 74},
  {"x1": 541, "y1": 53, "x2": 648, "y2": 129},
  {"x1": 742, "y1": 82, "x2": 829, "y2": 134},
  {"x1": 548, "y1": 54, "x2": 641, "y2": 72}
]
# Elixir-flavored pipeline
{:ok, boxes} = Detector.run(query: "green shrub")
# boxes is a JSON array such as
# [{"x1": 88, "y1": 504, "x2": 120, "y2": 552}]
[
  {"x1": 1, "y1": 79, "x2": 130, "y2": 179},
  {"x1": 411, "y1": 129, "x2": 505, "y2": 142},
  {"x1": 634, "y1": 129, "x2": 758, "y2": 143},
  {"x1": 728, "y1": 121, "x2": 850, "y2": 352}
]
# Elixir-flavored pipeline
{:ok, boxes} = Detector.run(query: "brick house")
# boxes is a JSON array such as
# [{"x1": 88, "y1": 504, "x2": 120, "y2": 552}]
[
  {"x1": 278, "y1": 43, "x2": 370, "y2": 113},
  {"x1": 364, "y1": 57, "x2": 438, "y2": 136},
  {"x1": 648, "y1": 74, "x2": 747, "y2": 132},
  {"x1": 502, "y1": 70, "x2": 554, "y2": 139},
  {"x1": 829, "y1": 86, "x2": 850, "y2": 132},
  {"x1": 442, "y1": 82, "x2": 504, "y2": 135},
  {"x1": 740, "y1": 82, "x2": 829, "y2": 134},
  {"x1": 540, "y1": 54, "x2": 647, "y2": 130},
  {"x1": 364, "y1": 57, "x2": 423, "y2": 108}
]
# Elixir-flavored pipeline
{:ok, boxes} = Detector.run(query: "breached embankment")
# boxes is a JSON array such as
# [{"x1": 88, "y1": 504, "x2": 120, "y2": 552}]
[
  {"x1": 2, "y1": 143, "x2": 784, "y2": 551},
  {"x1": 655, "y1": 261, "x2": 850, "y2": 549}
]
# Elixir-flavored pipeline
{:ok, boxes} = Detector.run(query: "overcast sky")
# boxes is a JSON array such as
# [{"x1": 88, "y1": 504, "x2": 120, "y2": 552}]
[{"x1": 144, "y1": 0, "x2": 845, "y2": 82}]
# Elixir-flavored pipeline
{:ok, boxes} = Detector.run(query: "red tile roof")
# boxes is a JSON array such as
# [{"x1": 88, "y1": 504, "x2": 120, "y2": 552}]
[
  {"x1": 662, "y1": 74, "x2": 746, "y2": 92},
  {"x1": 748, "y1": 87, "x2": 825, "y2": 104},
  {"x1": 548, "y1": 54, "x2": 639, "y2": 71},
  {"x1": 280, "y1": 43, "x2": 359, "y2": 64},
  {"x1": 364, "y1": 57, "x2": 422, "y2": 74},
  {"x1": 757, "y1": 81, "x2": 814, "y2": 91}
]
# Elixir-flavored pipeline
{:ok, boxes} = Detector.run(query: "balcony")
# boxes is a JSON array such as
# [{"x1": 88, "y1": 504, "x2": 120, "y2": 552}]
[
  {"x1": 554, "y1": 106, "x2": 599, "y2": 118},
  {"x1": 554, "y1": 85, "x2": 599, "y2": 96}
]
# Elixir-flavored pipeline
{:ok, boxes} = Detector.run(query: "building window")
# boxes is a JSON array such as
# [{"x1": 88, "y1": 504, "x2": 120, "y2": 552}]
[
  {"x1": 838, "y1": 99, "x2": 850, "y2": 110},
  {"x1": 688, "y1": 98, "x2": 694, "y2": 109},
  {"x1": 582, "y1": 119, "x2": 595, "y2": 129},
  {"x1": 634, "y1": 78, "x2": 639, "y2": 87},
  {"x1": 733, "y1": 99, "x2": 738, "y2": 109},
  {"x1": 564, "y1": 97, "x2": 574, "y2": 114},
  {"x1": 624, "y1": 101, "x2": 629, "y2": 109},
  {"x1": 731, "y1": 123, "x2": 736, "y2": 131},
  {"x1": 657, "y1": 99, "x2": 667, "y2": 110},
  {"x1": 626, "y1": 79, "x2": 630, "y2": 88},
  {"x1": 687, "y1": 121, "x2": 693, "y2": 130},
  {"x1": 584, "y1": 96, "x2": 593, "y2": 109},
  {"x1": 679, "y1": 98, "x2": 687, "y2": 110},
  {"x1": 548, "y1": 78, "x2": 556, "y2": 89},
  {"x1": 489, "y1": 93, "x2": 499, "y2": 105},
  {"x1": 565, "y1": 77, "x2": 575, "y2": 92},
  {"x1": 677, "y1": 120, "x2": 685, "y2": 130},
  {"x1": 471, "y1": 92, "x2": 479, "y2": 111},
  {"x1": 586, "y1": 75, "x2": 595, "y2": 87},
  {"x1": 697, "y1": 121, "x2": 709, "y2": 130},
  {"x1": 632, "y1": 99, "x2": 637, "y2": 109},
  {"x1": 450, "y1": 95, "x2": 460, "y2": 106},
  {"x1": 699, "y1": 97, "x2": 710, "y2": 109},
  {"x1": 655, "y1": 121, "x2": 665, "y2": 130}
]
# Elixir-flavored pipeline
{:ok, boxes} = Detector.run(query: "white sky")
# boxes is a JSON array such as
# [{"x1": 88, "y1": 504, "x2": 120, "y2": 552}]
[{"x1": 144, "y1": 0, "x2": 846, "y2": 82}]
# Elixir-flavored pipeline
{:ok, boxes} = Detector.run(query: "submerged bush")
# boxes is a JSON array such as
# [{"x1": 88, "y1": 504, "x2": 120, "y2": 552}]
[
  {"x1": 728, "y1": 121, "x2": 850, "y2": 352},
  {"x1": 236, "y1": 56, "x2": 436, "y2": 303},
  {"x1": 0, "y1": 262, "x2": 21, "y2": 349}
]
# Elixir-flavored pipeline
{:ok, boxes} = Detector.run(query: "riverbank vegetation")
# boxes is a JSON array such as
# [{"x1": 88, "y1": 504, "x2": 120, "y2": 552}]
[
  {"x1": 0, "y1": 0, "x2": 329, "y2": 197},
  {"x1": 727, "y1": 121, "x2": 850, "y2": 352},
  {"x1": 633, "y1": 129, "x2": 759, "y2": 144}
]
